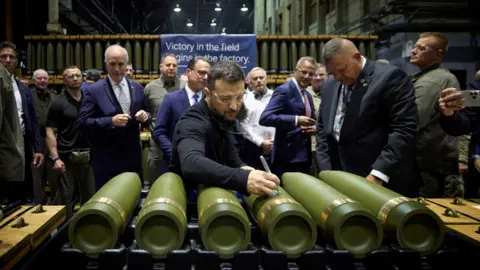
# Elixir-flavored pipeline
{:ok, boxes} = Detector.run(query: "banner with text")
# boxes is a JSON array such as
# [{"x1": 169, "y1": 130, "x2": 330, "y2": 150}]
[{"x1": 160, "y1": 34, "x2": 257, "y2": 75}]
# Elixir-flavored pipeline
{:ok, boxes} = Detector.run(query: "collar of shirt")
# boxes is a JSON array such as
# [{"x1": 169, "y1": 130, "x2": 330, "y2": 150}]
[
  {"x1": 108, "y1": 75, "x2": 127, "y2": 88},
  {"x1": 163, "y1": 77, "x2": 176, "y2": 88},
  {"x1": 185, "y1": 84, "x2": 202, "y2": 101},
  {"x1": 292, "y1": 78, "x2": 305, "y2": 95}
]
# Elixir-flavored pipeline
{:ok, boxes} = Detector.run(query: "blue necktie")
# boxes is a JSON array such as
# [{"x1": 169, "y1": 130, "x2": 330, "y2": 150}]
[{"x1": 193, "y1": 93, "x2": 199, "y2": 104}]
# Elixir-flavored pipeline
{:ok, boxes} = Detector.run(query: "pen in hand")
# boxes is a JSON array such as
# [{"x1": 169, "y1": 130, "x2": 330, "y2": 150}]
[{"x1": 259, "y1": 155, "x2": 279, "y2": 196}]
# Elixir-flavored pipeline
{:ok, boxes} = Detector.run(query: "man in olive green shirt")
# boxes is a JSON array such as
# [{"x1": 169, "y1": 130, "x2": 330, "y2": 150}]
[
  {"x1": 144, "y1": 53, "x2": 185, "y2": 184},
  {"x1": 307, "y1": 63, "x2": 327, "y2": 176},
  {"x1": 0, "y1": 63, "x2": 25, "y2": 202},
  {"x1": 410, "y1": 32, "x2": 460, "y2": 197}
]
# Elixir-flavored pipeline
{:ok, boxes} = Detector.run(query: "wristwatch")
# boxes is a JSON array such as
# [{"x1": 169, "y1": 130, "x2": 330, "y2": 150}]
[{"x1": 51, "y1": 157, "x2": 60, "y2": 162}]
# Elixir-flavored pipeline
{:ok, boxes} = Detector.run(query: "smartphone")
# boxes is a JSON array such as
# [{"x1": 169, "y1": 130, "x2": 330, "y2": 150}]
[{"x1": 460, "y1": 90, "x2": 480, "y2": 107}]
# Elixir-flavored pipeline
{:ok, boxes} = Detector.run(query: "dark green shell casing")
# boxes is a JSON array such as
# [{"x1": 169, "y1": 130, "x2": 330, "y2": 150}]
[
  {"x1": 68, "y1": 172, "x2": 142, "y2": 258},
  {"x1": 135, "y1": 172, "x2": 187, "y2": 259},
  {"x1": 197, "y1": 187, "x2": 251, "y2": 259},
  {"x1": 318, "y1": 171, "x2": 445, "y2": 256},
  {"x1": 244, "y1": 186, "x2": 317, "y2": 258},
  {"x1": 283, "y1": 172, "x2": 383, "y2": 259}
]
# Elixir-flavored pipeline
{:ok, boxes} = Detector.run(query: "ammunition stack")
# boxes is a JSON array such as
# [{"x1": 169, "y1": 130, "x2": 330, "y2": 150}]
[{"x1": 6, "y1": 171, "x2": 479, "y2": 270}]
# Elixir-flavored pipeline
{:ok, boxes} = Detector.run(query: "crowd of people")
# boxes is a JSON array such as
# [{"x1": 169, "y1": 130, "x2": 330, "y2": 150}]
[{"x1": 1, "y1": 32, "x2": 479, "y2": 216}]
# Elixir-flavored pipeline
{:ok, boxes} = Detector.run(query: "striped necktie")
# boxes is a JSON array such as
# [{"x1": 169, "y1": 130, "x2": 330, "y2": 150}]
[{"x1": 116, "y1": 83, "x2": 129, "y2": 113}]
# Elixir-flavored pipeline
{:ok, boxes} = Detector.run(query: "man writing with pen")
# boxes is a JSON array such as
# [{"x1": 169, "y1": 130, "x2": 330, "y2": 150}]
[{"x1": 170, "y1": 60, "x2": 280, "y2": 197}]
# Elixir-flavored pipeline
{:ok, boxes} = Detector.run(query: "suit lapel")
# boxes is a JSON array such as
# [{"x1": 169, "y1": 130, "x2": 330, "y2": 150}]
[
  {"x1": 326, "y1": 80, "x2": 341, "y2": 134},
  {"x1": 126, "y1": 78, "x2": 136, "y2": 112},
  {"x1": 180, "y1": 88, "x2": 190, "y2": 111},
  {"x1": 104, "y1": 78, "x2": 123, "y2": 113},
  {"x1": 340, "y1": 59, "x2": 374, "y2": 139},
  {"x1": 290, "y1": 80, "x2": 305, "y2": 112},
  {"x1": 17, "y1": 80, "x2": 28, "y2": 112}
]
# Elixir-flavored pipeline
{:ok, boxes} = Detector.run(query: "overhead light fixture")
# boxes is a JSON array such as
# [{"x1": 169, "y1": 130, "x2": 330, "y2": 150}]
[
  {"x1": 241, "y1": 4, "x2": 248, "y2": 12},
  {"x1": 174, "y1": 4, "x2": 181, "y2": 12},
  {"x1": 215, "y1": 3, "x2": 222, "y2": 11},
  {"x1": 210, "y1": 19, "x2": 217, "y2": 27},
  {"x1": 186, "y1": 19, "x2": 193, "y2": 27}
]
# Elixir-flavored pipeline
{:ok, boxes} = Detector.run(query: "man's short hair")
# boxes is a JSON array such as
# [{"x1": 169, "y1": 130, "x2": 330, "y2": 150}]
[
  {"x1": 104, "y1": 44, "x2": 129, "y2": 62},
  {"x1": 296, "y1": 56, "x2": 317, "y2": 69},
  {"x1": 161, "y1": 53, "x2": 177, "y2": 63},
  {"x1": 62, "y1": 65, "x2": 80, "y2": 76},
  {"x1": 249, "y1": 67, "x2": 267, "y2": 77},
  {"x1": 322, "y1": 38, "x2": 345, "y2": 65},
  {"x1": 187, "y1": 57, "x2": 211, "y2": 70},
  {"x1": 207, "y1": 61, "x2": 245, "y2": 91},
  {"x1": 419, "y1": 32, "x2": 448, "y2": 52},
  {"x1": 33, "y1": 69, "x2": 48, "y2": 78},
  {"x1": 0, "y1": 41, "x2": 16, "y2": 52},
  {"x1": 315, "y1": 63, "x2": 325, "y2": 69},
  {"x1": 85, "y1": 69, "x2": 101, "y2": 81}
]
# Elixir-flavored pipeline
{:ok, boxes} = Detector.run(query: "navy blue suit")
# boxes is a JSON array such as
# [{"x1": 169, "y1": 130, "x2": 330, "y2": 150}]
[
  {"x1": 77, "y1": 78, "x2": 151, "y2": 189},
  {"x1": 17, "y1": 79, "x2": 43, "y2": 153},
  {"x1": 153, "y1": 88, "x2": 191, "y2": 162},
  {"x1": 259, "y1": 80, "x2": 316, "y2": 177}
]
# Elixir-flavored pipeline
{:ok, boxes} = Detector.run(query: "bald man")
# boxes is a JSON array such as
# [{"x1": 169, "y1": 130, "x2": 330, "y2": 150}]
[
  {"x1": 78, "y1": 45, "x2": 151, "y2": 190},
  {"x1": 316, "y1": 38, "x2": 418, "y2": 197},
  {"x1": 31, "y1": 69, "x2": 57, "y2": 203}
]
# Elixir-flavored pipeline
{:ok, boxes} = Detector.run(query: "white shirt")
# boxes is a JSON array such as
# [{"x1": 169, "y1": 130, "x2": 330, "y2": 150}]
[
  {"x1": 11, "y1": 76, "x2": 24, "y2": 134},
  {"x1": 240, "y1": 89, "x2": 276, "y2": 147},
  {"x1": 292, "y1": 78, "x2": 306, "y2": 103},
  {"x1": 332, "y1": 56, "x2": 389, "y2": 183},
  {"x1": 185, "y1": 85, "x2": 202, "y2": 106},
  {"x1": 108, "y1": 76, "x2": 131, "y2": 113}
]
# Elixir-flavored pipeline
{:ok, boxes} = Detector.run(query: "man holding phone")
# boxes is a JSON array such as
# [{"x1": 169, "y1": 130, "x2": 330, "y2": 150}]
[{"x1": 439, "y1": 76, "x2": 480, "y2": 198}]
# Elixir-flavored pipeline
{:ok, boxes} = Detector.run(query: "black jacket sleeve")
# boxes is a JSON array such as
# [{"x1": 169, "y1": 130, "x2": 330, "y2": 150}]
[
  {"x1": 175, "y1": 119, "x2": 250, "y2": 194},
  {"x1": 440, "y1": 77, "x2": 480, "y2": 136},
  {"x1": 371, "y1": 69, "x2": 418, "y2": 177}
]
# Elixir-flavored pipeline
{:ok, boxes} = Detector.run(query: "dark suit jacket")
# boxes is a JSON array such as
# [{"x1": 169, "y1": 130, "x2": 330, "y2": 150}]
[
  {"x1": 17, "y1": 79, "x2": 43, "y2": 153},
  {"x1": 153, "y1": 88, "x2": 191, "y2": 161},
  {"x1": 77, "y1": 77, "x2": 151, "y2": 175},
  {"x1": 259, "y1": 80, "x2": 316, "y2": 165},
  {"x1": 315, "y1": 58, "x2": 419, "y2": 196}
]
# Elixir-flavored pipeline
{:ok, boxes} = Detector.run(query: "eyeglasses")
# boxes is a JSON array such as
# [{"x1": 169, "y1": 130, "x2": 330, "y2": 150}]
[
  {"x1": 297, "y1": 69, "x2": 315, "y2": 77},
  {"x1": 66, "y1": 74, "x2": 82, "y2": 79},
  {"x1": 193, "y1": 69, "x2": 209, "y2": 78},
  {"x1": 213, "y1": 91, "x2": 244, "y2": 104}
]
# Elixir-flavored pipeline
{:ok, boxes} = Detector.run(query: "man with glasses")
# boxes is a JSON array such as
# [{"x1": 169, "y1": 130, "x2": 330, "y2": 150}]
[
  {"x1": 410, "y1": 32, "x2": 461, "y2": 198},
  {"x1": 153, "y1": 57, "x2": 210, "y2": 174},
  {"x1": 170, "y1": 61, "x2": 280, "y2": 197},
  {"x1": 78, "y1": 45, "x2": 151, "y2": 190},
  {"x1": 260, "y1": 57, "x2": 317, "y2": 178},
  {"x1": 46, "y1": 66, "x2": 95, "y2": 216},
  {"x1": 0, "y1": 41, "x2": 44, "y2": 203},
  {"x1": 144, "y1": 53, "x2": 185, "y2": 184},
  {"x1": 316, "y1": 38, "x2": 418, "y2": 197}
]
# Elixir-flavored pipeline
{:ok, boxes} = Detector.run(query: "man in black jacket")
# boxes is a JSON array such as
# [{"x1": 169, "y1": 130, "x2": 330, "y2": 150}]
[
  {"x1": 439, "y1": 76, "x2": 480, "y2": 197},
  {"x1": 170, "y1": 61, "x2": 280, "y2": 196}
]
